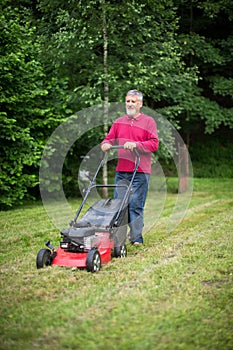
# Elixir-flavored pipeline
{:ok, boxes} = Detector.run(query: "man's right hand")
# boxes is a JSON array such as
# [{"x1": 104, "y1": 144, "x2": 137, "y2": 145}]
[{"x1": 101, "y1": 143, "x2": 112, "y2": 152}]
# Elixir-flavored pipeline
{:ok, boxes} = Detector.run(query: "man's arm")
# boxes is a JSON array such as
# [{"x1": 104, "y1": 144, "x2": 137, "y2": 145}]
[
  {"x1": 136, "y1": 119, "x2": 159, "y2": 153},
  {"x1": 100, "y1": 123, "x2": 117, "y2": 152}
]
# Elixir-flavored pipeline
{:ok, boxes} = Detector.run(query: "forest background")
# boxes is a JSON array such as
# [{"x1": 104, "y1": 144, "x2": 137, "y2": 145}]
[{"x1": 1, "y1": 0, "x2": 233, "y2": 208}]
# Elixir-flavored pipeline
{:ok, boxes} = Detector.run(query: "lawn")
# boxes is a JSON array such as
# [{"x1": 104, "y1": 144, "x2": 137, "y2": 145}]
[{"x1": 0, "y1": 178, "x2": 232, "y2": 350}]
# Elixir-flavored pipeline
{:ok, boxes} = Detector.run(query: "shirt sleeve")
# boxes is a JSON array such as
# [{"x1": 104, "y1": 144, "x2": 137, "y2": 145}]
[
  {"x1": 136, "y1": 118, "x2": 159, "y2": 153},
  {"x1": 101, "y1": 123, "x2": 117, "y2": 146}
]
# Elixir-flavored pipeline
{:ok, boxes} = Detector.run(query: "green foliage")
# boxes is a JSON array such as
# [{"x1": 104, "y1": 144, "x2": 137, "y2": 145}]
[
  {"x1": 36, "y1": 0, "x2": 198, "y2": 192},
  {"x1": 0, "y1": 3, "x2": 70, "y2": 208},
  {"x1": 197, "y1": 0, "x2": 233, "y2": 20},
  {"x1": 177, "y1": 0, "x2": 233, "y2": 136},
  {"x1": 1, "y1": 0, "x2": 233, "y2": 208},
  {"x1": 0, "y1": 113, "x2": 41, "y2": 206},
  {"x1": 160, "y1": 128, "x2": 233, "y2": 178},
  {"x1": 190, "y1": 138, "x2": 233, "y2": 178},
  {"x1": 38, "y1": 0, "x2": 197, "y2": 111},
  {"x1": 209, "y1": 76, "x2": 233, "y2": 97}
]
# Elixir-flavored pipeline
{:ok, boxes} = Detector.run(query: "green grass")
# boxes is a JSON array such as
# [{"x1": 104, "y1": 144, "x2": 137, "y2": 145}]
[{"x1": 0, "y1": 178, "x2": 232, "y2": 350}]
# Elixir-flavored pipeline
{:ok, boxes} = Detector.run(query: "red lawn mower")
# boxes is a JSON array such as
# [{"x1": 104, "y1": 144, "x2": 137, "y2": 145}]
[{"x1": 36, "y1": 146, "x2": 140, "y2": 272}]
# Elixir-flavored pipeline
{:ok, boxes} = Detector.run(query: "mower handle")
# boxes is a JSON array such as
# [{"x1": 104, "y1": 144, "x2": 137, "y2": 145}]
[
  {"x1": 110, "y1": 145, "x2": 140, "y2": 157},
  {"x1": 73, "y1": 145, "x2": 140, "y2": 223}
]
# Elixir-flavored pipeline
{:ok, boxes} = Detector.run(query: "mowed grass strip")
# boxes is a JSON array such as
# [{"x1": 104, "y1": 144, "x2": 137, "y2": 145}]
[{"x1": 0, "y1": 178, "x2": 232, "y2": 350}]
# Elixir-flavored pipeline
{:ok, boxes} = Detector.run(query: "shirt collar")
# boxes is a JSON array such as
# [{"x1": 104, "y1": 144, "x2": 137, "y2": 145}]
[{"x1": 126, "y1": 113, "x2": 142, "y2": 121}]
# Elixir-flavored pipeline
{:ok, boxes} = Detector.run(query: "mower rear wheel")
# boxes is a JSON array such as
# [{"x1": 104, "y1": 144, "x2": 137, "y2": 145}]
[
  {"x1": 86, "y1": 249, "x2": 101, "y2": 272},
  {"x1": 36, "y1": 248, "x2": 52, "y2": 269},
  {"x1": 114, "y1": 244, "x2": 127, "y2": 258}
]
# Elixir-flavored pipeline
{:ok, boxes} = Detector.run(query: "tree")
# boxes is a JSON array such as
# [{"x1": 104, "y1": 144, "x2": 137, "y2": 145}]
[
  {"x1": 0, "y1": 2, "x2": 70, "y2": 207},
  {"x1": 37, "y1": 0, "x2": 197, "y2": 137},
  {"x1": 3, "y1": 0, "x2": 232, "y2": 207},
  {"x1": 175, "y1": 0, "x2": 233, "y2": 143},
  {"x1": 102, "y1": 0, "x2": 110, "y2": 197},
  {"x1": 33, "y1": 0, "x2": 200, "y2": 198}
]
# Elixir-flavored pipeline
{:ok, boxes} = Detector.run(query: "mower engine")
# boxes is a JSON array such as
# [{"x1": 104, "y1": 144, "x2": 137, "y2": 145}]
[{"x1": 60, "y1": 226, "x2": 103, "y2": 252}]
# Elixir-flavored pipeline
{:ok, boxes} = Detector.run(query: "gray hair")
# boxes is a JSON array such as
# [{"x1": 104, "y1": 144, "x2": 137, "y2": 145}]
[{"x1": 126, "y1": 89, "x2": 143, "y2": 101}]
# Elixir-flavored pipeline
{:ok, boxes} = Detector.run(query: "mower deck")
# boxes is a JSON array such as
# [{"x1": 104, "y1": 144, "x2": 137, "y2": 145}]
[{"x1": 52, "y1": 241, "x2": 114, "y2": 268}]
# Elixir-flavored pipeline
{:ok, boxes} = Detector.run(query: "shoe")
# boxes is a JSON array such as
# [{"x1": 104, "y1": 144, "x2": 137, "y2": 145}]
[{"x1": 133, "y1": 242, "x2": 142, "y2": 246}]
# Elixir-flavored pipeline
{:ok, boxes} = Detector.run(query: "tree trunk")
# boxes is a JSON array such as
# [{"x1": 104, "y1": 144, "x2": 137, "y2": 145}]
[
  {"x1": 102, "y1": 0, "x2": 109, "y2": 198},
  {"x1": 178, "y1": 143, "x2": 189, "y2": 193}
]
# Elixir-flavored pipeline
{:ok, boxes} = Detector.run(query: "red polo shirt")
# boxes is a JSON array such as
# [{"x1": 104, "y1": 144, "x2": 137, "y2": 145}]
[{"x1": 101, "y1": 113, "x2": 159, "y2": 174}]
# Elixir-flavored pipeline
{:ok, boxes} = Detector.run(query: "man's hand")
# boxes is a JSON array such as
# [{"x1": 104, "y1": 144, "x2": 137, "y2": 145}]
[
  {"x1": 101, "y1": 143, "x2": 112, "y2": 152},
  {"x1": 124, "y1": 142, "x2": 137, "y2": 151}
]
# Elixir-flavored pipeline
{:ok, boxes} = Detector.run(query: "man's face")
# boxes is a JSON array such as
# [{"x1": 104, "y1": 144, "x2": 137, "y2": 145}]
[{"x1": 125, "y1": 95, "x2": 142, "y2": 118}]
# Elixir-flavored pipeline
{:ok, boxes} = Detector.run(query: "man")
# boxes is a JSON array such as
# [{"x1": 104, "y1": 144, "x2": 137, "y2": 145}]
[{"x1": 101, "y1": 90, "x2": 159, "y2": 245}]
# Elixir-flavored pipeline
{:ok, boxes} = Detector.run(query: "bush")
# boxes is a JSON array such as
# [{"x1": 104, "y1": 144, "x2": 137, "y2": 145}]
[{"x1": 189, "y1": 133, "x2": 233, "y2": 178}]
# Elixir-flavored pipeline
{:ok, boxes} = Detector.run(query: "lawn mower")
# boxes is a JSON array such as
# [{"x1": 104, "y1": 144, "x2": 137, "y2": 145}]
[{"x1": 36, "y1": 146, "x2": 140, "y2": 272}]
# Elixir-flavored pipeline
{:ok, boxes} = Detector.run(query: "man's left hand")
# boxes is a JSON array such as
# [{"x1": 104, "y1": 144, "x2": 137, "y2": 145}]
[{"x1": 124, "y1": 142, "x2": 137, "y2": 151}]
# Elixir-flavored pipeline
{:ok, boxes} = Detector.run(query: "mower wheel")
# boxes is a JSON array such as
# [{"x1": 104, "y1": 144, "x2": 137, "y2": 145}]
[
  {"x1": 36, "y1": 248, "x2": 52, "y2": 269},
  {"x1": 86, "y1": 249, "x2": 101, "y2": 273},
  {"x1": 114, "y1": 244, "x2": 127, "y2": 258}
]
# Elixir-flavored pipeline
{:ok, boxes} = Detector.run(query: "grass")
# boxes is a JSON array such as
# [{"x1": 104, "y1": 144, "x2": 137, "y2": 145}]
[{"x1": 0, "y1": 178, "x2": 232, "y2": 350}]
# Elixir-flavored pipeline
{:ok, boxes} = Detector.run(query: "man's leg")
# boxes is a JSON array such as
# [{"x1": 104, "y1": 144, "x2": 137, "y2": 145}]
[
  {"x1": 128, "y1": 173, "x2": 150, "y2": 244},
  {"x1": 114, "y1": 172, "x2": 130, "y2": 200}
]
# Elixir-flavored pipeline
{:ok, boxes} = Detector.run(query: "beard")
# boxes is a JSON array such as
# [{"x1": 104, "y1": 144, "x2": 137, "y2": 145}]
[{"x1": 126, "y1": 107, "x2": 136, "y2": 118}]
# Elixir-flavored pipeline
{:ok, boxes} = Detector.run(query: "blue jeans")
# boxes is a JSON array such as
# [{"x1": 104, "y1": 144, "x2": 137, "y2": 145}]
[{"x1": 114, "y1": 172, "x2": 150, "y2": 244}]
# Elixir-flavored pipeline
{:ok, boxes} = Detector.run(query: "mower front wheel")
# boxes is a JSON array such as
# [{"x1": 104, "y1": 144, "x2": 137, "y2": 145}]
[
  {"x1": 36, "y1": 248, "x2": 52, "y2": 269},
  {"x1": 114, "y1": 244, "x2": 127, "y2": 258},
  {"x1": 86, "y1": 249, "x2": 101, "y2": 273}
]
